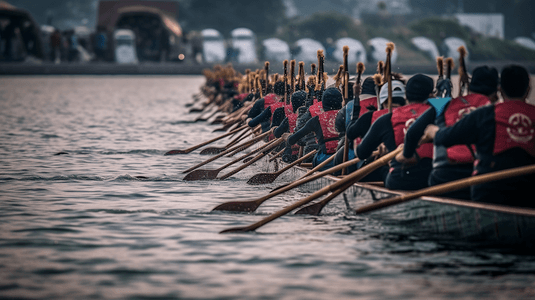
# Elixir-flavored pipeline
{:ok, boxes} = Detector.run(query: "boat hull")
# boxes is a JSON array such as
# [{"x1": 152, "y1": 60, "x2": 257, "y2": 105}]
[{"x1": 258, "y1": 153, "x2": 535, "y2": 249}]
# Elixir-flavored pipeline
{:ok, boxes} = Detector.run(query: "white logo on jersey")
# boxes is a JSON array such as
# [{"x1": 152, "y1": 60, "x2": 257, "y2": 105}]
[{"x1": 507, "y1": 113, "x2": 534, "y2": 143}]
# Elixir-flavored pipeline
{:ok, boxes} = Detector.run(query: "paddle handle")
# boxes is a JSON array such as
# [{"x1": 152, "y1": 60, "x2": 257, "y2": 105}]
[
  {"x1": 219, "y1": 138, "x2": 285, "y2": 180},
  {"x1": 182, "y1": 129, "x2": 270, "y2": 173},
  {"x1": 269, "y1": 148, "x2": 286, "y2": 162},
  {"x1": 355, "y1": 164, "x2": 535, "y2": 215},
  {"x1": 186, "y1": 124, "x2": 248, "y2": 153},
  {"x1": 302, "y1": 153, "x2": 336, "y2": 178},
  {"x1": 276, "y1": 149, "x2": 317, "y2": 175},
  {"x1": 222, "y1": 148, "x2": 402, "y2": 233}
]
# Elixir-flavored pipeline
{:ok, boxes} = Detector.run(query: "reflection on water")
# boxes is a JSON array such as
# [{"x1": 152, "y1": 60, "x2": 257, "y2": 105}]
[{"x1": 0, "y1": 76, "x2": 534, "y2": 300}]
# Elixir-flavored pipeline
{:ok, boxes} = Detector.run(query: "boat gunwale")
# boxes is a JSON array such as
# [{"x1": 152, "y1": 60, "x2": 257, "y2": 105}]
[{"x1": 274, "y1": 157, "x2": 535, "y2": 218}]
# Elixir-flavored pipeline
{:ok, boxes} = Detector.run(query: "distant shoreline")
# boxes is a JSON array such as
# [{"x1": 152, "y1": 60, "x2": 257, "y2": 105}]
[{"x1": 2, "y1": 61, "x2": 535, "y2": 76}]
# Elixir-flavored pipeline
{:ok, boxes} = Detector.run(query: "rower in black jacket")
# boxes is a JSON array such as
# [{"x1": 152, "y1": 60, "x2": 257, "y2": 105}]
[
  {"x1": 287, "y1": 87, "x2": 343, "y2": 169},
  {"x1": 247, "y1": 81, "x2": 286, "y2": 132},
  {"x1": 356, "y1": 74, "x2": 435, "y2": 190},
  {"x1": 273, "y1": 91, "x2": 307, "y2": 162},
  {"x1": 396, "y1": 66, "x2": 498, "y2": 199},
  {"x1": 339, "y1": 80, "x2": 406, "y2": 178},
  {"x1": 421, "y1": 65, "x2": 535, "y2": 207}
]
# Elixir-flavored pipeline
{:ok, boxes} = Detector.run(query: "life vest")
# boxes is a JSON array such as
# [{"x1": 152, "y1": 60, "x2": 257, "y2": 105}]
[
  {"x1": 391, "y1": 103, "x2": 432, "y2": 158},
  {"x1": 284, "y1": 104, "x2": 300, "y2": 155},
  {"x1": 236, "y1": 93, "x2": 249, "y2": 102},
  {"x1": 493, "y1": 101, "x2": 535, "y2": 157},
  {"x1": 434, "y1": 94, "x2": 490, "y2": 167},
  {"x1": 263, "y1": 94, "x2": 280, "y2": 109},
  {"x1": 359, "y1": 97, "x2": 378, "y2": 118},
  {"x1": 285, "y1": 104, "x2": 298, "y2": 133},
  {"x1": 309, "y1": 101, "x2": 323, "y2": 117},
  {"x1": 316, "y1": 110, "x2": 339, "y2": 154}
]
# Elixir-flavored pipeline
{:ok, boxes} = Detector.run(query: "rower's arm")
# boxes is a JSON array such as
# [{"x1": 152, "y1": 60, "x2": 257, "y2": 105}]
[
  {"x1": 274, "y1": 118, "x2": 289, "y2": 138},
  {"x1": 288, "y1": 116, "x2": 319, "y2": 146},
  {"x1": 356, "y1": 113, "x2": 392, "y2": 159},
  {"x1": 335, "y1": 108, "x2": 346, "y2": 135},
  {"x1": 248, "y1": 107, "x2": 271, "y2": 128},
  {"x1": 403, "y1": 107, "x2": 436, "y2": 159},
  {"x1": 271, "y1": 107, "x2": 286, "y2": 128},
  {"x1": 434, "y1": 106, "x2": 493, "y2": 148},
  {"x1": 347, "y1": 111, "x2": 373, "y2": 141},
  {"x1": 246, "y1": 99, "x2": 265, "y2": 119}
]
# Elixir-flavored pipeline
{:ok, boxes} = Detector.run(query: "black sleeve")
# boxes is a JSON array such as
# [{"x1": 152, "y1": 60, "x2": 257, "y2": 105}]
[
  {"x1": 247, "y1": 99, "x2": 265, "y2": 119},
  {"x1": 356, "y1": 113, "x2": 392, "y2": 159},
  {"x1": 271, "y1": 107, "x2": 286, "y2": 127},
  {"x1": 335, "y1": 107, "x2": 346, "y2": 135},
  {"x1": 403, "y1": 107, "x2": 436, "y2": 158},
  {"x1": 347, "y1": 110, "x2": 374, "y2": 141},
  {"x1": 351, "y1": 103, "x2": 361, "y2": 122},
  {"x1": 248, "y1": 107, "x2": 271, "y2": 127},
  {"x1": 274, "y1": 118, "x2": 289, "y2": 138},
  {"x1": 288, "y1": 116, "x2": 320, "y2": 146},
  {"x1": 435, "y1": 105, "x2": 494, "y2": 150}
]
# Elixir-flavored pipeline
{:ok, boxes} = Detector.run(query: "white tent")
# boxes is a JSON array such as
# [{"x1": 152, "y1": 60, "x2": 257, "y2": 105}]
[
  {"x1": 201, "y1": 28, "x2": 226, "y2": 63},
  {"x1": 333, "y1": 37, "x2": 366, "y2": 64},
  {"x1": 367, "y1": 37, "x2": 398, "y2": 64},
  {"x1": 441, "y1": 37, "x2": 469, "y2": 62},
  {"x1": 411, "y1": 36, "x2": 439, "y2": 60},
  {"x1": 262, "y1": 38, "x2": 290, "y2": 62},
  {"x1": 230, "y1": 27, "x2": 257, "y2": 63},
  {"x1": 293, "y1": 38, "x2": 325, "y2": 64},
  {"x1": 514, "y1": 37, "x2": 535, "y2": 51}
]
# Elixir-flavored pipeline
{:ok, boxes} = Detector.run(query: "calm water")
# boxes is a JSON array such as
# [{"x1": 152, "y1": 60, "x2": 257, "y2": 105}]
[{"x1": 1, "y1": 75, "x2": 535, "y2": 300}]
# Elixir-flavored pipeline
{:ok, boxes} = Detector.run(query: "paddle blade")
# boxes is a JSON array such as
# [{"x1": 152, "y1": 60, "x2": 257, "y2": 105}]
[
  {"x1": 212, "y1": 200, "x2": 262, "y2": 212},
  {"x1": 164, "y1": 149, "x2": 188, "y2": 155},
  {"x1": 294, "y1": 201, "x2": 324, "y2": 215},
  {"x1": 246, "y1": 173, "x2": 278, "y2": 185},
  {"x1": 219, "y1": 226, "x2": 254, "y2": 234},
  {"x1": 183, "y1": 169, "x2": 219, "y2": 181},
  {"x1": 199, "y1": 147, "x2": 225, "y2": 155}
]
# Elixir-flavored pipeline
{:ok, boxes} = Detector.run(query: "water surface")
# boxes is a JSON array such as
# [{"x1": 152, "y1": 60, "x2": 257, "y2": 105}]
[{"x1": 1, "y1": 75, "x2": 535, "y2": 300}]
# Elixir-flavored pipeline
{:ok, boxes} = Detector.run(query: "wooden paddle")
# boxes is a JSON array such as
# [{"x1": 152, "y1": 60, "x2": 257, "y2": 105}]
[
  {"x1": 164, "y1": 124, "x2": 248, "y2": 155},
  {"x1": 342, "y1": 61, "x2": 365, "y2": 175},
  {"x1": 247, "y1": 150, "x2": 317, "y2": 185},
  {"x1": 218, "y1": 137, "x2": 287, "y2": 180},
  {"x1": 183, "y1": 138, "x2": 280, "y2": 181},
  {"x1": 182, "y1": 129, "x2": 273, "y2": 173},
  {"x1": 199, "y1": 126, "x2": 252, "y2": 155},
  {"x1": 219, "y1": 148, "x2": 402, "y2": 233},
  {"x1": 268, "y1": 148, "x2": 286, "y2": 162},
  {"x1": 212, "y1": 153, "x2": 361, "y2": 213},
  {"x1": 294, "y1": 179, "x2": 354, "y2": 215},
  {"x1": 355, "y1": 164, "x2": 535, "y2": 215},
  {"x1": 269, "y1": 151, "x2": 336, "y2": 192}
]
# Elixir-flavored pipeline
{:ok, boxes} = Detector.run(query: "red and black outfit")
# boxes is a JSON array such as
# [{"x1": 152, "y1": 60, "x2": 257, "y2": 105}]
[
  {"x1": 434, "y1": 100, "x2": 535, "y2": 206},
  {"x1": 403, "y1": 94, "x2": 490, "y2": 199},
  {"x1": 356, "y1": 103, "x2": 433, "y2": 190}
]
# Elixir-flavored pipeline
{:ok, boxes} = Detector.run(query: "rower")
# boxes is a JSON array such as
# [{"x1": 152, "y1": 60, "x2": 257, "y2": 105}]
[
  {"x1": 422, "y1": 65, "x2": 535, "y2": 207},
  {"x1": 396, "y1": 66, "x2": 499, "y2": 199},
  {"x1": 339, "y1": 79, "x2": 406, "y2": 177},
  {"x1": 273, "y1": 90, "x2": 307, "y2": 162},
  {"x1": 356, "y1": 74, "x2": 435, "y2": 190},
  {"x1": 287, "y1": 87, "x2": 343, "y2": 169},
  {"x1": 247, "y1": 81, "x2": 286, "y2": 132},
  {"x1": 289, "y1": 78, "x2": 321, "y2": 162}
]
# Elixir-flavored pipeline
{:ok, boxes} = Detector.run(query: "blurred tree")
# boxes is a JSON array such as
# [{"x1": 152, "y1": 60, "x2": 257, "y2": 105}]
[{"x1": 185, "y1": 0, "x2": 285, "y2": 36}]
